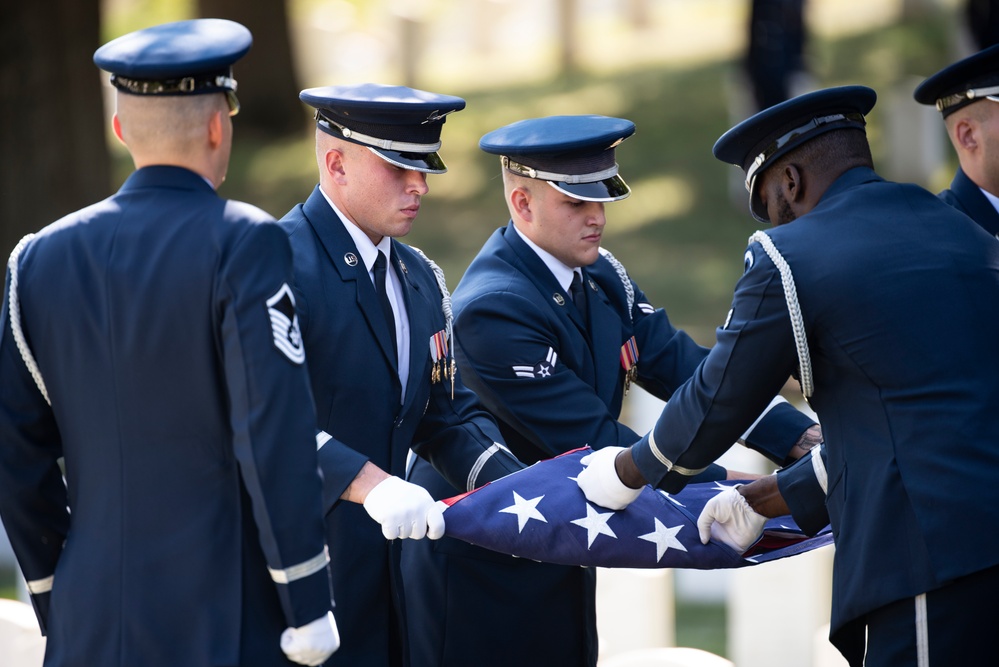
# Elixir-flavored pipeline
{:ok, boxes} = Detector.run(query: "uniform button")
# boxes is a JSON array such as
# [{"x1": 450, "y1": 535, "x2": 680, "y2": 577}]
[{"x1": 394, "y1": 416, "x2": 404, "y2": 429}]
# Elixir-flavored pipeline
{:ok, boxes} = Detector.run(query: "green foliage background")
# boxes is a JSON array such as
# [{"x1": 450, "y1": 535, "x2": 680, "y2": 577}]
[{"x1": 189, "y1": 9, "x2": 960, "y2": 345}]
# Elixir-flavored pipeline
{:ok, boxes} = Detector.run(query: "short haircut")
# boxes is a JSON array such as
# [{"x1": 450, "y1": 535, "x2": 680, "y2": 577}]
[
  {"x1": 117, "y1": 91, "x2": 226, "y2": 154},
  {"x1": 770, "y1": 127, "x2": 873, "y2": 175}
]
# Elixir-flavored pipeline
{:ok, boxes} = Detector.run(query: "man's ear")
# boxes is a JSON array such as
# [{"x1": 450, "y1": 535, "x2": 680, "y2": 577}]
[
  {"x1": 954, "y1": 117, "x2": 978, "y2": 153},
  {"x1": 207, "y1": 110, "x2": 224, "y2": 149},
  {"x1": 783, "y1": 163, "x2": 804, "y2": 204},
  {"x1": 510, "y1": 186, "x2": 533, "y2": 222},
  {"x1": 324, "y1": 148, "x2": 348, "y2": 185},
  {"x1": 112, "y1": 113, "x2": 126, "y2": 145}
]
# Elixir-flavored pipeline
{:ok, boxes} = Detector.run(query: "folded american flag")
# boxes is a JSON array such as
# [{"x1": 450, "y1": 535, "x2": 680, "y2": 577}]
[{"x1": 442, "y1": 447, "x2": 832, "y2": 569}]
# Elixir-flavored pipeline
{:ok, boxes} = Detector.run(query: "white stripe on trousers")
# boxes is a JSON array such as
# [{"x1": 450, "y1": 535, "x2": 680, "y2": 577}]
[
  {"x1": 863, "y1": 593, "x2": 930, "y2": 666},
  {"x1": 915, "y1": 593, "x2": 929, "y2": 667}
]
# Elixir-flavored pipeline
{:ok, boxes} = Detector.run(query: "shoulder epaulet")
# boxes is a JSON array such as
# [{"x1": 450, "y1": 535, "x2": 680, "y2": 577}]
[
  {"x1": 748, "y1": 231, "x2": 812, "y2": 400},
  {"x1": 7, "y1": 233, "x2": 50, "y2": 405},
  {"x1": 598, "y1": 247, "x2": 635, "y2": 323}
]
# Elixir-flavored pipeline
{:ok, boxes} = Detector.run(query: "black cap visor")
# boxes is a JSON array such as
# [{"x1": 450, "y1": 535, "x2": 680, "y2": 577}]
[
  {"x1": 370, "y1": 147, "x2": 448, "y2": 174},
  {"x1": 548, "y1": 175, "x2": 631, "y2": 202}
]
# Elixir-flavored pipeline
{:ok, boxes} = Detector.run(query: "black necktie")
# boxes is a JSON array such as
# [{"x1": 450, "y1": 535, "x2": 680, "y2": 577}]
[
  {"x1": 373, "y1": 251, "x2": 398, "y2": 360},
  {"x1": 570, "y1": 270, "x2": 587, "y2": 324}
]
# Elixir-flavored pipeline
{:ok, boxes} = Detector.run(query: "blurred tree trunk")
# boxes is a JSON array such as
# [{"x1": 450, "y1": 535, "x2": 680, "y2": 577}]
[
  {"x1": 198, "y1": 0, "x2": 304, "y2": 137},
  {"x1": 558, "y1": 0, "x2": 579, "y2": 76},
  {"x1": 0, "y1": 0, "x2": 109, "y2": 257},
  {"x1": 399, "y1": 16, "x2": 421, "y2": 89}
]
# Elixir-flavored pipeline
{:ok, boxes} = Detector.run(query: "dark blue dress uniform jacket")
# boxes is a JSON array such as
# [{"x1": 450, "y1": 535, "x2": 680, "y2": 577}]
[
  {"x1": 402, "y1": 222, "x2": 816, "y2": 667},
  {"x1": 279, "y1": 186, "x2": 523, "y2": 667},
  {"x1": 939, "y1": 167, "x2": 999, "y2": 238},
  {"x1": 631, "y1": 167, "x2": 999, "y2": 662},
  {"x1": 776, "y1": 166, "x2": 999, "y2": 538},
  {"x1": 0, "y1": 166, "x2": 333, "y2": 667}
]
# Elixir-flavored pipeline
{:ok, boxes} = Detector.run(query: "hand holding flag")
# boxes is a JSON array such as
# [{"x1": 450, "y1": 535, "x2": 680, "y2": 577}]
[
  {"x1": 441, "y1": 447, "x2": 831, "y2": 570},
  {"x1": 696, "y1": 485, "x2": 768, "y2": 552},
  {"x1": 577, "y1": 446, "x2": 643, "y2": 510}
]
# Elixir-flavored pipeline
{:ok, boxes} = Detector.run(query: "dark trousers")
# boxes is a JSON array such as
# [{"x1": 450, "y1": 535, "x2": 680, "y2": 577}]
[{"x1": 861, "y1": 563, "x2": 999, "y2": 666}]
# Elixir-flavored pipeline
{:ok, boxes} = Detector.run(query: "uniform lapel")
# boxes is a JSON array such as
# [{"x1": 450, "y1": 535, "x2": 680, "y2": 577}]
[
  {"x1": 301, "y1": 186, "x2": 399, "y2": 369},
  {"x1": 393, "y1": 242, "x2": 433, "y2": 411},
  {"x1": 585, "y1": 270, "x2": 626, "y2": 407}
]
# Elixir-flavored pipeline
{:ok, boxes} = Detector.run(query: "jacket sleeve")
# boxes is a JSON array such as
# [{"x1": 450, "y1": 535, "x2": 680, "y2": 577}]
[
  {"x1": 454, "y1": 289, "x2": 648, "y2": 458},
  {"x1": 630, "y1": 279, "x2": 814, "y2": 467},
  {"x1": 0, "y1": 262, "x2": 68, "y2": 635},
  {"x1": 632, "y1": 246, "x2": 801, "y2": 493},
  {"x1": 409, "y1": 364, "x2": 525, "y2": 492},
  {"x1": 218, "y1": 221, "x2": 333, "y2": 627},
  {"x1": 776, "y1": 445, "x2": 830, "y2": 535}
]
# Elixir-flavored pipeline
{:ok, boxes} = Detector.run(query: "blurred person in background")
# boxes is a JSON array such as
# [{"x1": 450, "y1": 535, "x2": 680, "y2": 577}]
[
  {"x1": 746, "y1": 0, "x2": 808, "y2": 111},
  {"x1": 966, "y1": 0, "x2": 999, "y2": 50}
]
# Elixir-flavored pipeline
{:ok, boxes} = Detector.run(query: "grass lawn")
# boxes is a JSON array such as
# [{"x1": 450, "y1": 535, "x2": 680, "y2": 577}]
[{"x1": 675, "y1": 600, "x2": 728, "y2": 658}]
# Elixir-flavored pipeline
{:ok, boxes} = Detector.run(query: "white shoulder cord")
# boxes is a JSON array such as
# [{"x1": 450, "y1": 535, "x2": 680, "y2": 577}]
[
  {"x1": 747, "y1": 231, "x2": 813, "y2": 399},
  {"x1": 7, "y1": 234, "x2": 51, "y2": 405},
  {"x1": 598, "y1": 247, "x2": 635, "y2": 323}
]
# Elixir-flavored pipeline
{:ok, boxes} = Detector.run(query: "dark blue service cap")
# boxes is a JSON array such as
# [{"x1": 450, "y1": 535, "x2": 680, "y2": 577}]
[
  {"x1": 93, "y1": 19, "x2": 251, "y2": 116},
  {"x1": 713, "y1": 85, "x2": 876, "y2": 223},
  {"x1": 913, "y1": 44, "x2": 999, "y2": 117},
  {"x1": 479, "y1": 115, "x2": 634, "y2": 202},
  {"x1": 300, "y1": 83, "x2": 466, "y2": 174}
]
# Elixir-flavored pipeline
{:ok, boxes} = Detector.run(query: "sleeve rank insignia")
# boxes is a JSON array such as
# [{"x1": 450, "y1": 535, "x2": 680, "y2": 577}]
[
  {"x1": 266, "y1": 283, "x2": 305, "y2": 364},
  {"x1": 512, "y1": 347, "x2": 558, "y2": 379}
]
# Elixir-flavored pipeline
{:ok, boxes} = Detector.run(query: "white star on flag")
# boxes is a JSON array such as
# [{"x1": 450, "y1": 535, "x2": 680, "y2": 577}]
[
  {"x1": 638, "y1": 517, "x2": 688, "y2": 562},
  {"x1": 571, "y1": 503, "x2": 617, "y2": 548},
  {"x1": 499, "y1": 491, "x2": 547, "y2": 533}
]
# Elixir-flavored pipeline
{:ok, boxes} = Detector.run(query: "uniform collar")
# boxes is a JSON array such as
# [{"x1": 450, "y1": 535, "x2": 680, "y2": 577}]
[
  {"x1": 811, "y1": 166, "x2": 882, "y2": 212},
  {"x1": 122, "y1": 165, "x2": 218, "y2": 193},
  {"x1": 318, "y1": 186, "x2": 391, "y2": 272},
  {"x1": 979, "y1": 183, "x2": 999, "y2": 217},
  {"x1": 511, "y1": 222, "x2": 579, "y2": 293}
]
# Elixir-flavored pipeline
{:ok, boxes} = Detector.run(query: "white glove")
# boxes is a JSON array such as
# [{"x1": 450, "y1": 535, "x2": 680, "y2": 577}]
[
  {"x1": 363, "y1": 476, "x2": 446, "y2": 540},
  {"x1": 697, "y1": 486, "x2": 767, "y2": 553},
  {"x1": 576, "y1": 446, "x2": 644, "y2": 510},
  {"x1": 281, "y1": 611, "x2": 340, "y2": 666}
]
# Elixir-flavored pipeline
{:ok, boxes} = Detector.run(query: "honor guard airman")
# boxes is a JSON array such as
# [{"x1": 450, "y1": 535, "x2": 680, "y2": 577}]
[
  {"x1": 578, "y1": 86, "x2": 999, "y2": 667},
  {"x1": 775, "y1": 43, "x2": 999, "y2": 568},
  {"x1": 277, "y1": 83, "x2": 524, "y2": 667},
  {"x1": 401, "y1": 114, "x2": 821, "y2": 667},
  {"x1": 914, "y1": 43, "x2": 999, "y2": 237},
  {"x1": 0, "y1": 19, "x2": 339, "y2": 667}
]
